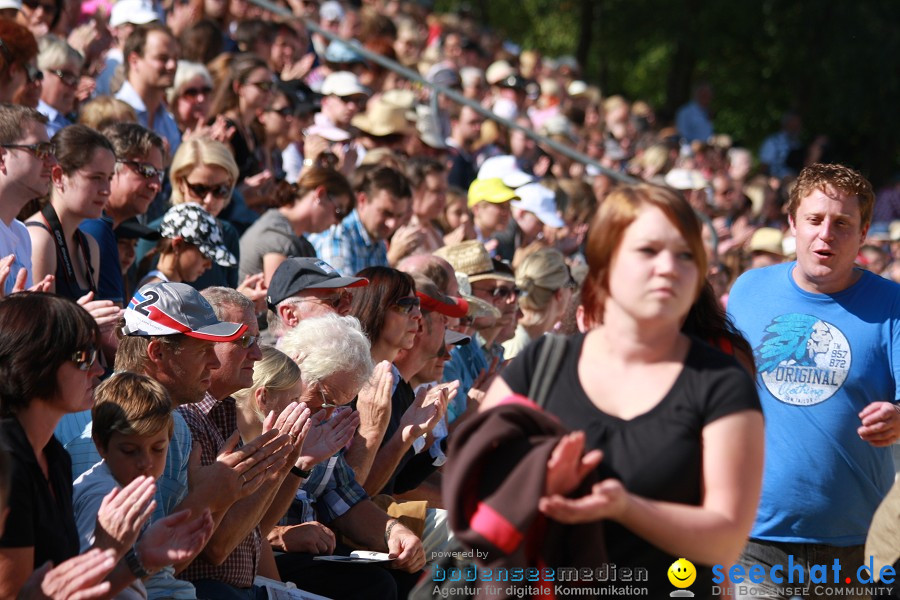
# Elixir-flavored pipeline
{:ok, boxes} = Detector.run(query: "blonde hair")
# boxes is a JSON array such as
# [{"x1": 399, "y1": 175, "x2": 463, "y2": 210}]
[
  {"x1": 169, "y1": 137, "x2": 239, "y2": 206},
  {"x1": 233, "y1": 346, "x2": 302, "y2": 422},
  {"x1": 167, "y1": 60, "x2": 213, "y2": 106},
  {"x1": 78, "y1": 97, "x2": 138, "y2": 130}
]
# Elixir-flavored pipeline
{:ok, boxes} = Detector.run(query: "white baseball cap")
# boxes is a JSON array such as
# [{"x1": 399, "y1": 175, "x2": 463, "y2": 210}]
[
  {"x1": 110, "y1": 0, "x2": 158, "y2": 27},
  {"x1": 511, "y1": 183, "x2": 565, "y2": 228},
  {"x1": 321, "y1": 71, "x2": 371, "y2": 98}
]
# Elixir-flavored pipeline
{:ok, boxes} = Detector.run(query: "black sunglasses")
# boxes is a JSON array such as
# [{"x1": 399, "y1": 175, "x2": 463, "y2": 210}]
[
  {"x1": 117, "y1": 159, "x2": 163, "y2": 180},
  {"x1": 25, "y1": 63, "x2": 43, "y2": 84},
  {"x1": 182, "y1": 85, "x2": 212, "y2": 98},
  {"x1": 476, "y1": 285, "x2": 521, "y2": 300},
  {"x1": 71, "y1": 346, "x2": 99, "y2": 371},
  {"x1": 186, "y1": 181, "x2": 231, "y2": 200},
  {"x1": 50, "y1": 69, "x2": 79, "y2": 87},
  {"x1": 0, "y1": 142, "x2": 55, "y2": 160},
  {"x1": 390, "y1": 296, "x2": 421, "y2": 314}
]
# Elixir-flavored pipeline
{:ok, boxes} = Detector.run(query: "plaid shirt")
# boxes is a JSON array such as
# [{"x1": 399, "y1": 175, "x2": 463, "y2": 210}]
[
  {"x1": 176, "y1": 394, "x2": 259, "y2": 589},
  {"x1": 308, "y1": 209, "x2": 388, "y2": 276},
  {"x1": 282, "y1": 451, "x2": 368, "y2": 526}
]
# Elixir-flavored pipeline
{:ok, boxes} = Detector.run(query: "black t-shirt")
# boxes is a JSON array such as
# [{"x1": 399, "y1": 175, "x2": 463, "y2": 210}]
[
  {"x1": 502, "y1": 333, "x2": 761, "y2": 598},
  {"x1": 0, "y1": 417, "x2": 80, "y2": 569}
]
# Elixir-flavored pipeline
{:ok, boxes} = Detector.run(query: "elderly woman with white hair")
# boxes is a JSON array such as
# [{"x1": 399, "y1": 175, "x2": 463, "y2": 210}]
[
  {"x1": 167, "y1": 61, "x2": 215, "y2": 134},
  {"x1": 237, "y1": 314, "x2": 428, "y2": 599},
  {"x1": 37, "y1": 35, "x2": 84, "y2": 136}
]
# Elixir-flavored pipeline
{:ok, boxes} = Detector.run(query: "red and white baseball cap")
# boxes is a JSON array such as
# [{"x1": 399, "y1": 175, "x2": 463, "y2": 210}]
[{"x1": 122, "y1": 282, "x2": 247, "y2": 341}]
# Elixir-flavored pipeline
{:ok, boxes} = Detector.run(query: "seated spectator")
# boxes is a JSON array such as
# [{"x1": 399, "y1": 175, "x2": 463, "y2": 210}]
[
  {"x1": 73, "y1": 372, "x2": 175, "y2": 600},
  {"x1": 167, "y1": 61, "x2": 214, "y2": 134},
  {"x1": 0, "y1": 21, "x2": 39, "y2": 104},
  {"x1": 502, "y1": 247, "x2": 575, "y2": 360},
  {"x1": 435, "y1": 185, "x2": 476, "y2": 246},
  {"x1": 388, "y1": 158, "x2": 448, "y2": 264},
  {"x1": 137, "y1": 136, "x2": 242, "y2": 290},
  {"x1": 137, "y1": 203, "x2": 235, "y2": 288},
  {"x1": 26, "y1": 125, "x2": 115, "y2": 300},
  {"x1": 0, "y1": 292, "x2": 213, "y2": 598},
  {"x1": 239, "y1": 167, "x2": 354, "y2": 284},
  {"x1": 277, "y1": 314, "x2": 427, "y2": 599},
  {"x1": 36, "y1": 35, "x2": 82, "y2": 136}
]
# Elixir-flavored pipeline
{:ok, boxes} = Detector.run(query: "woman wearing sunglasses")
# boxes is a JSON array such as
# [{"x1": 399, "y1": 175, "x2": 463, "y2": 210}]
[
  {"x1": 238, "y1": 166, "x2": 354, "y2": 285},
  {"x1": 167, "y1": 61, "x2": 214, "y2": 134},
  {"x1": 0, "y1": 19, "x2": 39, "y2": 103},
  {"x1": 136, "y1": 136, "x2": 241, "y2": 290}
]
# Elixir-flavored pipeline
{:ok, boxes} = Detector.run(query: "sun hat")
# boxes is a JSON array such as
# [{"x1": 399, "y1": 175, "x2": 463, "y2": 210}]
[
  {"x1": 159, "y1": 203, "x2": 235, "y2": 267},
  {"x1": 434, "y1": 240, "x2": 516, "y2": 284}
]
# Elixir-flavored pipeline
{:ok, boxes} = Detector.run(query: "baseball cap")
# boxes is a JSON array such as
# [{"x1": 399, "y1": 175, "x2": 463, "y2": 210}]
[
  {"x1": 512, "y1": 183, "x2": 565, "y2": 228},
  {"x1": 0, "y1": 0, "x2": 22, "y2": 11},
  {"x1": 477, "y1": 155, "x2": 534, "y2": 189},
  {"x1": 319, "y1": 0, "x2": 343, "y2": 21},
  {"x1": 444, "y1": 329, "x2": 471, "y2": 346},
  {"x1": 159, "y1": 203, "x2": 236, "y2": 267},
  {"x1": 267, "y1": 257, "x2": 368, "y2": 310},
  {"x1": 324, "y1": 40, "x2": 365, "y2": 65},
  {"x1": 122, "y1": 282, "x2": 247, "y2": 341},
  {"x1": 114, "y1": 218, "x2": 160, "y2": 241},
  {"x1": 321, "y1": 71, "x2": 371, "y2": 98},
  {"x1": 110, "y1": 0, "x2": 158, "y2": 27},
  {"x1": 411, "y1": 273, "x2": 468, "y2": 319},
  {"x1": 467, "y1": 178, "x2": 518, "y2": 208}
]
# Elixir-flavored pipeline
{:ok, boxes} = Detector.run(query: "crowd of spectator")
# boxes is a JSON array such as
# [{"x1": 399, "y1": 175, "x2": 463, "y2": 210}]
[{"x1": 1, "y1": 0, "x2": 899, "y2": 598}]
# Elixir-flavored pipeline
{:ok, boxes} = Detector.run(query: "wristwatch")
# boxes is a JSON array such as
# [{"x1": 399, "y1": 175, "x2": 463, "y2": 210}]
[
  {"x1": 291, "y1": 466, "x2": 311, "y2": 479},
  {"x1": 125, "y1": 546, "x2": 151, "y2": 579}
]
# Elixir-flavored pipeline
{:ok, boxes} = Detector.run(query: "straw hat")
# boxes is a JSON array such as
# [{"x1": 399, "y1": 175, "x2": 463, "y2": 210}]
[
  {"x1": 434, "y1": 240, "x2": 516, "y2": 284},
  {"x1": 352, "y1": 98, "x2": 414, "y2": 137},
  {"x1": 454, "y1": 272, "x2": 502, "y2": 320}
]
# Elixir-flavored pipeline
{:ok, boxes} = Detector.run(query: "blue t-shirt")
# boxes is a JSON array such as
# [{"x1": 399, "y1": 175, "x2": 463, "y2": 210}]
[
  {"x1": 80, "y1": 215, "x2": 124, "y2": 305},
  {"x1": 728, "y1": 262, "x2": 900, "y2": 545}
]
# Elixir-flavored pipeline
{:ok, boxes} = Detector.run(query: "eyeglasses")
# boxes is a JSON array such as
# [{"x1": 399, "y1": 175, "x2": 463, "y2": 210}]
[
  {"x1": 475, "y1": 285, "x2": 521, "y2": 301},
  {"x1": 317, "y1": 385, "x2": 339, "y2": 409},
  {"x1": 50, "y1": 69, "x2": 79, "y2": 87},
  {"x1": 390, "y1": 296, "x2": 421, "y2": 314},
  {"x1": 299, "y1": 289, "x2": 351, "y2": 309},
  {"x1": 186, "y1": 181, "x2": 231, "y2": 200},
  {"x1": 323, "y1": 194, "x2": 349, "y2": 220},
  {"x1": 233, "y1": 334, "x2": 259, "y2": 349},
  {"x1": 117, "y1": 159, "x2": 163, "y2": 181},
  {"x1": 181, "y1": 85, "x2": 212, "y2": 98},
  {"x1": 0, "y1": 142, "x2": 55, "y2": 160},
  {"x1": 266, "y1": 106, "x2": 294, "y2": 118},
  {"x1": 246, "y1": 79, "x2": 274, "y2": 92},
  {"x1": 71, "y1": 346, "x2": 99, "y2": 371}
]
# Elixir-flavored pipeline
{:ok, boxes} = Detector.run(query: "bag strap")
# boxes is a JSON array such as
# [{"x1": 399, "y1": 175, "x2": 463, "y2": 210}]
[{"x1": 528, "y1": 334, "x2": 567, "y2": 408}]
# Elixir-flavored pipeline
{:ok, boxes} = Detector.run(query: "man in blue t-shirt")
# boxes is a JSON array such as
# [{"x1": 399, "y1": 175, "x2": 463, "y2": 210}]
[{"x1": 728, "y1": 163, "x2": 900, "y2": 599}]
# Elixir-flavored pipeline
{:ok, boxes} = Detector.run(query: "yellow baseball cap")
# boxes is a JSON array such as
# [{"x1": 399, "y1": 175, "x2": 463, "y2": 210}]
[{"x1": 467, "y1": 178, "x2": 518, "y2": 208}]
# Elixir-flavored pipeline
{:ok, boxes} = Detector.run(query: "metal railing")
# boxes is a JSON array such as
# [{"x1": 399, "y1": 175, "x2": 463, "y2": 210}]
[{"x1": 245, "y1": 0, "x2": 637, "y2": 184}]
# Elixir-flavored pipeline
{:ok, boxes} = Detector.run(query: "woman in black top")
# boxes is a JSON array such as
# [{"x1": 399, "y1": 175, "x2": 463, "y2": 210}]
[{"x1": 482, "y1": 184, "x2": 764, "y2": 598}]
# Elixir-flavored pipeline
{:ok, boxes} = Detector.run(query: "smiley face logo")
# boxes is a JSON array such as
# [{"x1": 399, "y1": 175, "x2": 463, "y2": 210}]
[{"x1": 668, "y1": 558, "x2": 696, "y2": 588}]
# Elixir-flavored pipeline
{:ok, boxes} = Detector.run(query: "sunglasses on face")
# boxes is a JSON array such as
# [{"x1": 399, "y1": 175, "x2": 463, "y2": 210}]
[
  {"x1": 476, "y1": 285, "x2": 521, "y2": 301},
  {"x1": 323, "y1": 194, "x2": 349, "y2": 220},
  {"x1": 50, "y1": 69, "x2": 78, "y2": 87},
  {"x1": 0, "y1": 141, "x2": 55, "y2": 160},
  {"x1": 25, "y1": 63, "x2": 43, "y2": 84},
  {"x1": 71, "y1": 346, "x2": 99, "y2": 371},
  {"x1": 233, "y1": 334, "x2": 259, "y2": 349},
  {"x1": 117, "y1": 159, "x2": 163, "y2": 181},
  {"x1": 182, "y1": 85, "x2": 212, "y2": 98},
  {"x1": 186, "y1": 181, "x2": 231, "y2": 200},
  {"x1": 390, "y1": 296, "x2": 421, "y2": 314}
]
